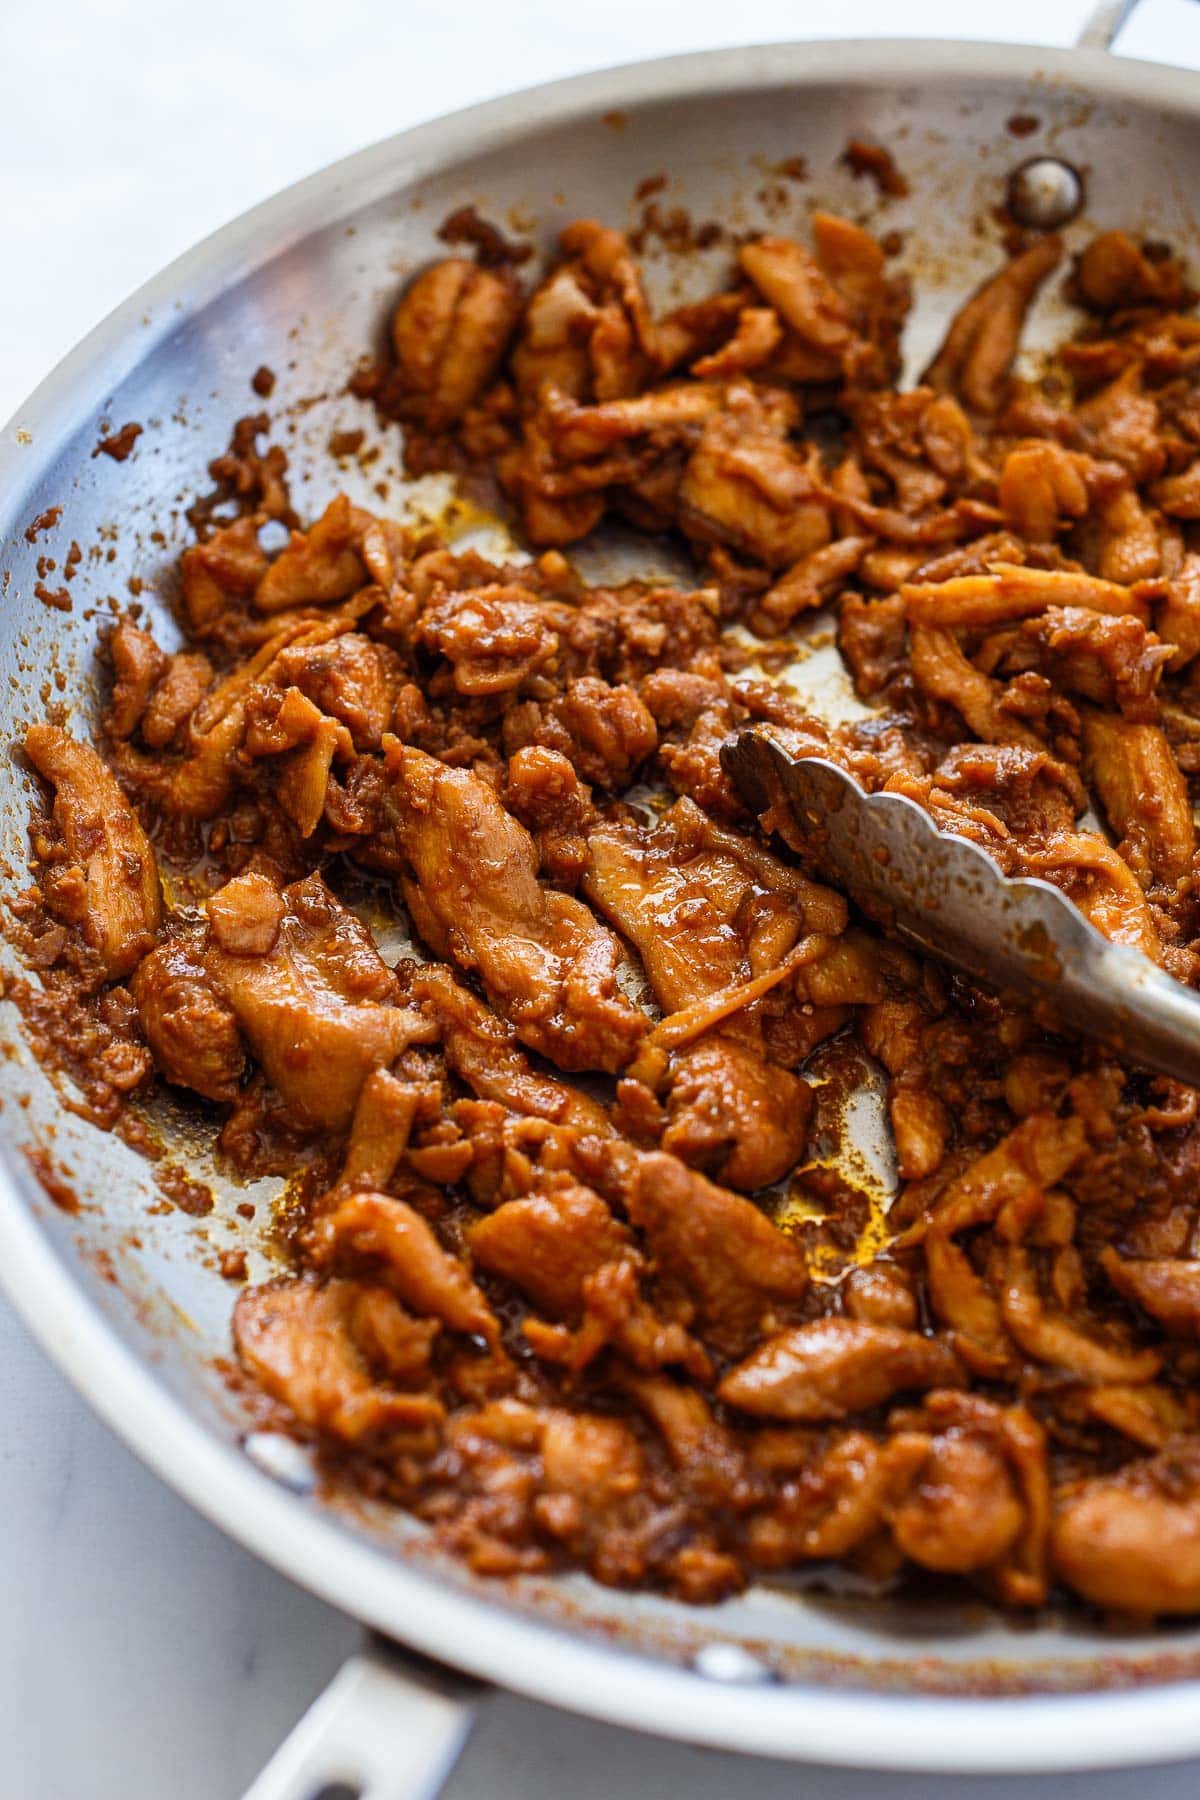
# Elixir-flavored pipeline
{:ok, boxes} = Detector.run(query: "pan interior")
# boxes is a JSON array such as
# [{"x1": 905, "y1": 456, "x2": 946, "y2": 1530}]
[{"x1": 5, "y1": 51, "x2": 1200, "y2": 1704}]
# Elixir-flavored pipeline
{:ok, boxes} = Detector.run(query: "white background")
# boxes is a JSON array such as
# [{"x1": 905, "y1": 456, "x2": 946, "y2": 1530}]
[{"x1": 5, "y1": 1, "x2": 1200, "y2": 1795}]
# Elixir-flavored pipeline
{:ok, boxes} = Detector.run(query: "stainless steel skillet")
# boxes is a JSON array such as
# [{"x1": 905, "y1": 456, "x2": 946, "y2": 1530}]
[{"x1": 5, "y1": 16, "x2": 1200, "y2": 1796}]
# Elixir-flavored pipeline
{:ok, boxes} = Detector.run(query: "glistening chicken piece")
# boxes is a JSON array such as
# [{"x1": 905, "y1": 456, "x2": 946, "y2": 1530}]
[
  {"x1": 996, "y1": 1241, "x2": 1162, "y2": 1384},
  {"x1": 310, "y1": 1190, "x2": 498, "y2": 1344},
  {"x1": 105, "y1": 616, "x2": 167, "y2": 739},
  {"x1": 130, "y1": 931, "x2": 245, "y2": 1103},
  {"x1": 24, "y1": 724, "x2": 161, "y2": 980},
  {"x1": 470, "y1": 1183, "x2": 632, "y2": 1320},
  {"x1": 254, "y1": 494, "x2": 368, "y2": 613},
  {"x1": 886, "y1": 1392, "x2": 1051, "y2": 1602},
  {"x1": 618, "y1": 1371, "x2": 761, "y2": 1511},
  {"x1": 180, "y1": 515, "x2": 269, "y2": 633},
  {"x1": 1052, "y1": 1440, "x2": 1200, "y2": 1612},
  {"x1": 659, "y1": 1036, "x2": 813, "y2": 1192},
  {"x1": 439, "y1": 1397, "x2": 655, "y2": 1586},
  {"x1": 1015, "y1": 609, "x2": 1172, "y2": 720},
  {"x1": 233, "y1": 1276, "x2": 444, "y2": 1443},
  {"x1": 584, "y1": 800, "x2": 844, "y2": 1187},
  {"x1": 385, "y1": 742, "x2": 646, "y2": 1073},
  {"x1": 677, "y1": 384, "x2": 832, "y2": 569},
  {"x1": 996, "y1": 442, "x2": 1091, "y2": 543},
  {"x1": 893, "y1": 1423, "x2": 1024, "y2": 1575},
  {"x1": 928, "y1": 744, "x2": 1078, "y2": 842},
  {"x1": 717, "y1": 1318, "x2": 961, "y2": 1421},
  {"x1": 270, "y1": 631, "x2": 400, "y2": 752},
  {"x1": 510, "y1": 218, "x2": 658, "y2": 404},
  {"x1": 110, "y1": 610, "x2": 368, "y2": 823},
  {"x1": 1075, "y1": 229, "x2": 1186, "y2": 312},
  {"x1": 902, "y1": 562, "x2": 1149, "y2": 629},
  {"x1": 738, "y1": 234, "x2": 851, "y2": 357},
  {"x1": 543, "y1": 381, "x2": 725, "y2": 462},
  {"x1": 204, "y1": 870, "x2": 437, "y2": 1131},
  {"x1": 391, "y1": 258, "x2": 521, "y2": 431},
  {"x1": 923, "y1": 1229, "x2": 1014, "y2": 1377},
  {"x1": 585, "y1": 799, "x2": 846, "y2": 1013},
  {"x1": 624, "y1": 1150, "x2": 809, "y2": 1356},
  {"x1": 901, "y1": 1110, "x2": 1088, "y2": 1242},
  {"x1": 924, "y1": 236, "x2": 1062, "y2": 415},
  {"x1": 1022, "y1": 832, "x2": 1164, "y2": 960},
  {"x1": 468, "y1": 1181, "x2": 704, "y2": 1374},
  {"x1": 411, "y1": 964, "x2": 611, "y2": 1137},
  {"x1": 735, "y1": 216, "x2": 904, "y2": 385},
  {"x1": 1101, "y1": 1248, "x2": 1200, "y2": 1339},
  {"x1": 1080, "y1": 707, "x2": 1195, "y2": 885},
  {"x1": 908, "y1": 624, "x2": 1046, "y2": 751},
  {"x1": 417, "y1": 585, "x2": 568, "y2": 696},
  {"x1": 485, "y1": 222, "x2": 678, "y2": 543}
]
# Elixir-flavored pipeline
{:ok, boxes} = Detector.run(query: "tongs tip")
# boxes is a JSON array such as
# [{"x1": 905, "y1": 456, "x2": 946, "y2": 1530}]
[{"x1": 721, "y1": 724, "x2": 1200, "y2": 1091}]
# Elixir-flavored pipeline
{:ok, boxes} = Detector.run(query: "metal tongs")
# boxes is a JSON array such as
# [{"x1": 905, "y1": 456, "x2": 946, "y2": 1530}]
[{"x1": 723, "y1": 728, "x2": 1200, "y2": 1089}]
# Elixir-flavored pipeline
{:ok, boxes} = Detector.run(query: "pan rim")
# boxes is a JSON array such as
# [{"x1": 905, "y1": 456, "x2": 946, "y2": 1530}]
[{"x1": 6, "y1": 35, "x2": 1200, "y2": 1771}]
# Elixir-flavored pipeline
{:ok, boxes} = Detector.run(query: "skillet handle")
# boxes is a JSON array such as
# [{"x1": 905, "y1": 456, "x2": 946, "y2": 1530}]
[
  {"x1": 242, "y1": 1637, "x2": 483, "y2": 1800},
  {"x1": 1076, "y1": 0, "x2": 1200, "y2": 48},
  {"x1": 1075, "y1": 0, "x2": 1143, "y2": 48}
]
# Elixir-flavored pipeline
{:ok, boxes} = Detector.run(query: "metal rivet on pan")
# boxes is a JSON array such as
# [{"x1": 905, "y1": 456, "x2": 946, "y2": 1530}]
[
  {"x1": 1006, "y1": 156, "x2": 1085, "y2": 230},
  {"x1": 243, "y1": 1430, "x2": 318, "y2": 1492},
  {"x1": 692, "y1": 1643, "x2": 776, "y2": 1684}
]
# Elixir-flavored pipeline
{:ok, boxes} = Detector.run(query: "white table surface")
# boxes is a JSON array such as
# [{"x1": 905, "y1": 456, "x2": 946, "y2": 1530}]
[{"x1": 5, "y1": 1, "x2": 1200, "y2": 1794}]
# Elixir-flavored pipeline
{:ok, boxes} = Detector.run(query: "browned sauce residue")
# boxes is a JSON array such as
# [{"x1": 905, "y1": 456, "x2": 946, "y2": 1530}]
[
  {"x1": 93, "y1": 421, "x2": 143, "y2": 462},
  {"x1": 23, "y1": 1145, "x2": 79, "y2": 1213},
  {"x1": 33, "y1": 582, "x2": 71, "y2": 612},
  {"x1": 841, "y1": 138, "x2": 910, "y2": 198},
  {"x1": 24, "y1": 506, "x2": 62, "y2": 544},
  {"x1": 437, "y1": 204, "x2": 533, "y2": 268},
  {"x1": 327, "y1": 428, "x2": 365, "y2": 459},
  {"x1": 634, "y1": 172, "x2": 668, "y2": 202},
  {"x1": 156, "y1": 1160, "x2": 215, "y2": 1218}
]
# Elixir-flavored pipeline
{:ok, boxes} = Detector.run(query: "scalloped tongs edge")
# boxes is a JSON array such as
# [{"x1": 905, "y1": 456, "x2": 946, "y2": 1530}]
[{"x1": 722, "y1": 727, "x2": 1200, "y2": 1091}]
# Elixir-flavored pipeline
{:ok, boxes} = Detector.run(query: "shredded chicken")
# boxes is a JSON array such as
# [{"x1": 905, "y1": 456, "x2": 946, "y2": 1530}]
[
  {"x1": 1053, "y1": 1443, "x2": 1200, "y2": 1613},
  {"x1": 386, "y1": 741, "x2": 646, "y2": 1071},
  {"x1": 21, "y1": 203, "x2": 1200, "y2": 1619},
  {"x1": 25, "y1": 725, "x2": 161, "y2": 979},
  {"x1": 923, "y1": 236, "x2": 1062, "y2": 414},
  {"x1": 718, "y1": 1319, "x2": 962, "y2": 1420},
  {"x1": 203, "y1": 871, "x2": 437, "y2": 1131}
]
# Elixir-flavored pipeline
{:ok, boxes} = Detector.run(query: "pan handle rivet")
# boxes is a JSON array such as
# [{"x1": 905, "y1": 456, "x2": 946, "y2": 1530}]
[
  {"x1": 692, "y1": 1643, "x2": 775, "y2": 1683},
  {"x1": 1006, "y1": 156, "x2": 1084, "y2": 229},
  {"x1": 243, "y1": 1430, "x2": 318, "y2": 1492}
]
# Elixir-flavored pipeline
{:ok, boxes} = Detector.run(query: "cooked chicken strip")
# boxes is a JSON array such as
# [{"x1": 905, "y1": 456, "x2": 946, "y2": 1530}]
[
  {"x1": 1053, "y1": 1443, "x2": 1200, "y2": 1613},
  {"x1": 25, "y1": 724, "x2": 161, "y2": 980},
  {"x1": 1080, "y1": 708, "x2": 1195, "y2": 884},
  {"x1": 924, "y1": 237, "x2": 1062, "y2": 414},
  {"x1": 718, "y1": 1319, "x2": 961, "y2": 1420},
  {"x1": 310, "y1": 1190, "x2": 498, "y2": 1344},
  {"x1": 233, "y1": 1276, "x2": 444, "y2": 1442},
  {"x1": 385, "y1": 741, "x2": 646, "y2": 1073},
  {"x1": 624, "y1": 1151, "x2": 809, "y2": 1356},
  {"x1": 205, "y1": 871, "x2": 436, "y2": 1131}
]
